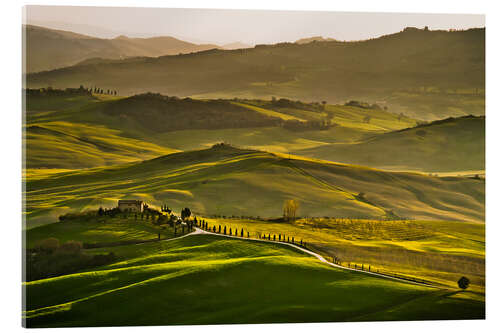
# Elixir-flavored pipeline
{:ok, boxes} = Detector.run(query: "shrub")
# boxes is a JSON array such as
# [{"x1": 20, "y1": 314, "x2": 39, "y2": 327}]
[
  {"x1": 58, "y1": 240, "x2": 82, "y2": 254},
  {"x1": 36, "y1": 238, "x2": 60, "y2": 254},
  {"x1": 458, "y1": 276, "x2": 470, "y2": 290},
  {"x1": 416, "y1": 129, "x2": 427, "y2": 137}
]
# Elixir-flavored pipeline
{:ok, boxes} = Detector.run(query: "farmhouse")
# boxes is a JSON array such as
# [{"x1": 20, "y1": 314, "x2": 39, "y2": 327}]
[{"x1": 118, "y1": 200, "x2": 144, "y2": 212}]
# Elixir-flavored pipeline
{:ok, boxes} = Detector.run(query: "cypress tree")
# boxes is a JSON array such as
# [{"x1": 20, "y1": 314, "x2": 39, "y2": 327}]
[
  {"x1": 218, "y1": 225, "x2": 221, "y2": 233},
  {"x1": 224, "y1": 226, "x2": 227, "y2": 235}
]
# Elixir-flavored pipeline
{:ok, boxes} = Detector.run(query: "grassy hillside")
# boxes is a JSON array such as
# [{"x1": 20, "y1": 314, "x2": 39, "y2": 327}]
[
  {"x1": 26, "y1": 27, "x2": 485, "y2": 119},
  {"x1": 24, "y1": 90, "x2": 179, "y2": 168},
  {"x1": 24, "y1": 25, "x2": 220, "y2": 73},
  {"x1": 296, "y1": 116, "x2": 485, "y2": 172},
  {"x1": 23, "y1": 234, "x2": 484, "y2": 327},
  {"x1": 25, "y1": 92, "x2": 422, "y2": 169},
  {"x1": 24, "y1": 122, "x2": 176, "y2": 169},
  {"x1": 203, "y1": 217, "x2": 484, "y2": 291},
  {"x1": 24, "y1": 145, "x2": 484, "y2": 227},
  {"x1": 25, "y1": 215, "x2": 175, "y2": 249}
]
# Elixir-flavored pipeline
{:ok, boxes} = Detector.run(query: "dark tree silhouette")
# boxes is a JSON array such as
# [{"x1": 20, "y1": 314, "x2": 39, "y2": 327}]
[
  {"x1": 181, "y1": 207, "x2": 191, "y2": 221},
  {"x1": 458, "y1": 276, "x2": 470, "y2": 290}
]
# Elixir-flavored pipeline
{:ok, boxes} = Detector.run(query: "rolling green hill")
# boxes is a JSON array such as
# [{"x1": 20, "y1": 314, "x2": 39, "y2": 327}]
[
  {"x1": 296, "y1": 115, "x2": 485, "y2": 172},
  {"x1": 24, "y1": 25, "x2": 220, "y2": 73},
  {"x1": 25, "y1": 144, "x2": 484, "y2": 227},
  {"x1": 24, "y1": 122, "x2": 177, "y2": 169},
  {"x1": 24, "y1": 92, "x2": 483, "y2": 174},
  {"x1": 23, "y1": 234, "x2": 484, "y2": 327},
  {"x1": 24, "y1": 91, "x2": 421, "y2": 169},
  {"x1": 26, "y1": 27, "x2": 485, "y2": 120}
]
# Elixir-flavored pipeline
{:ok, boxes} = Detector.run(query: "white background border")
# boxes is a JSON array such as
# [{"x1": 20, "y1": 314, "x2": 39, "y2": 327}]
[{"x1": 1, "y1": 0, "x2": 497, "y2": 332}]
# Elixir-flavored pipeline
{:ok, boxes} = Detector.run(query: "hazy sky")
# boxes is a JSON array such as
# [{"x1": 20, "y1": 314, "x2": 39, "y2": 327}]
[{"x1": 24, "y1": 6, "x2": 485, "y2": 45}]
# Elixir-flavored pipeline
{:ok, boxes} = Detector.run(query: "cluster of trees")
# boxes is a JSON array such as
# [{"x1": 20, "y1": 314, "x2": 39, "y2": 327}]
[
  {"x1": 91, "y1": 86, "x2": 117, "y2": 95},
  {"x1": 160, "y1": 205, "x2": 172, "y2": 214},
  {"x1": 269, "y1": 97, "x2": 327, "y2": 111},
  {"x1": 282, "y1": 119, "x2": 334, "y2": 131},
  {"x1": 102, "y1": 93, "x2": 282, "y2": 132},
  {"x1": 24, "y1": 86, "x2": 92, "y2": 97},
  {"x1": 25, "y1": 85, "x2": 120, "y2": 97},
  {"x1": 197, "y1": 220, "x2": 251, "y2": 239},
  {"x1": 181, "y1": 207, "x2": 191, "y2": 220},
  {"x1": 283, "y1": 199, "x2": 300, "y2": 221},
  {"x1": 344, "y1": 100, "x2": 387, "y2": 111},
  {"x1": 26, "y1": 238, "x2": 116, "y2": 281},
  {"x1": 196, "y1": 218, "x2": 309, "y2": 248}
]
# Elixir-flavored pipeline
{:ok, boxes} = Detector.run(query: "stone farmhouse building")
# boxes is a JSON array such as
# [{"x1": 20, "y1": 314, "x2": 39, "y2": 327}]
[{"x1": 118, "y1": 200, "x2": 144, "y2": 212}]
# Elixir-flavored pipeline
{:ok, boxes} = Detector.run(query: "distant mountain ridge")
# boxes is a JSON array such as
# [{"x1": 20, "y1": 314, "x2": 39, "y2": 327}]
[
  {"x1": 23, "y1": 25, "x2": 221, "y2": 73},
  {"x1": 26, "y1": 27, "x2": 484, "y2": 119}
]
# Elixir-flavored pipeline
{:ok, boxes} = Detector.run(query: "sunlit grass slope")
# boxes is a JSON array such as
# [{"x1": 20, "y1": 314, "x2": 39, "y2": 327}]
[
  {"x1": 204, "y1": 217, "x2": 484, "y2": 291},
  {"x1": 297, "y1": 116, "x2": 485, "y2": 172},
  {"x1": 23, "y1": 234, "x2": 484, "y2": 327},
  {"x1": 26, "y1": 216, "x2": 174, "y2": 248},
  {"x1": 25, "y1": 121, "x2": 177, "y2": 169},
  {"x1": 25, "y1": 145, "x2": 484, "y2": 227},
  {"x1": 238, "y1": 100, "x2": 417, "y2": 131},
  {"x1": 25, "y1": 92, "x2": 439, "y2": 171},
  {"x1": 25, "y1": 93, "x2": 179, "y2": 169}
]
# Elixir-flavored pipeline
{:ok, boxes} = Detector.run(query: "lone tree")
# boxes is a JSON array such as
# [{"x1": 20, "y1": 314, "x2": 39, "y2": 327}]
[
  {"x1": 283, "y1": 199, "x2": 300, "y2": 221},
  {"x1": 181, "y1": 207, "x2": 191, "y2": 221},
  {"x1": 458, "y1": 276, "x2": 470, "y2": 290}
]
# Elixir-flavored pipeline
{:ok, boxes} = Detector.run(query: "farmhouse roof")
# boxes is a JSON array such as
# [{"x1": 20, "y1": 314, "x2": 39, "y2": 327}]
[{"x1": 118, "y1": 200, "x2": 143, "y2": 204}]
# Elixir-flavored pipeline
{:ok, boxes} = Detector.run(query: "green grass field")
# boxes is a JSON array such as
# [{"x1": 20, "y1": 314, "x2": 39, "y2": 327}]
[
  {"x1": 22, "y1": 26, "x2": 487, "y2": 327},
  {"x1": 24, "y1": 145, "x2": 484, "y2": 227},
  {"x1": 23, "y1": 234, "x2": 484, "y2": 327},
  {"x1": 24, "y1": 92, "x2": 483, "y2": 174},
  {"x1": 200, "y1": 217, "x2": 484, "y2": 292},
  {"x1": 25, "y1": 215, "x2": 176, "y2": 248},
  {"x1": 297, "y1": 116, "x2": 485, "y2": 172},
  {"x1": 24, "y1": 121, "x2": 177, "y2": 169}
]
